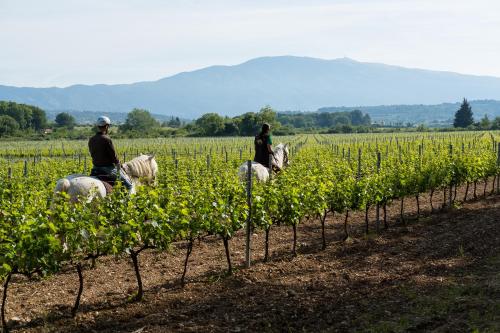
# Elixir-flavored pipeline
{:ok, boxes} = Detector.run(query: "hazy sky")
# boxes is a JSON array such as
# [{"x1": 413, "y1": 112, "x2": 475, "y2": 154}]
[{"x1": 1, "y1": 0, "x2": 500, "y2": 87}]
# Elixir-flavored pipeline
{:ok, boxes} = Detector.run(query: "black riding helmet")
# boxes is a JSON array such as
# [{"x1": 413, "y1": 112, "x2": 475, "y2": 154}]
[{"x1": 261, "y1": 123, "x2": 271, "y2": 133}]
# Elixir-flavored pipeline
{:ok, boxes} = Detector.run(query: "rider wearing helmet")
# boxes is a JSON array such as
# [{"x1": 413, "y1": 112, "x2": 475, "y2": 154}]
[
  {"x1": 88, "y1": 116, "x2": 132, "y2": 191},
  {"x1": 254, "y1": 123, "x2": 274, "y2": 169}
]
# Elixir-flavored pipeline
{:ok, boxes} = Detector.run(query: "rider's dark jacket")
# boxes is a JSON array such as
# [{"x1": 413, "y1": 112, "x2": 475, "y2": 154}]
[
  {"x1": 254, "y1": 132, "x2": 272, "y2": 168},
  {"x1": 88, "y1": 132, "x2": 120, "y2": 167},
  {"x1": 88, "y1": 132, "x2": 133, "y2": 191}
]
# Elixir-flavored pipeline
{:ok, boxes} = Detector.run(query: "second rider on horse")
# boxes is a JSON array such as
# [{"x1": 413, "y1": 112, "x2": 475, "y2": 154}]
[
  {"x1": 254, "y1": 123, "x2": 275, "y2": 170},
  {"x1": 88, "y1": 116, "x2": 133, "y2": 192}
]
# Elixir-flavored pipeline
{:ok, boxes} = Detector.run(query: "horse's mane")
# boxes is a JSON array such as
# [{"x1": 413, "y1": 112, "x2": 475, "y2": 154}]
[
  {"x1": 122, "y1": 154, "x2": 157, "y2": 180},
  {"x1": 273, "y1": 143, "x2": 285, "y2": 152}
]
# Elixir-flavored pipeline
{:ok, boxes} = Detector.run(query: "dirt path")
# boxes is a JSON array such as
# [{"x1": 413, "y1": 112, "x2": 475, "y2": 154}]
[{"x1": 3, "y1": 183, "x2": 500, "y2": 333}]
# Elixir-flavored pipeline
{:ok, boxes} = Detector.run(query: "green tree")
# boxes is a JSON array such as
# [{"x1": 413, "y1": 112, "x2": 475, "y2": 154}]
[
  {"x1": 0, "y1": 101, "x2": 47, "y2": 130},
  {"x1": 334, "y1": 115, "x2": 350, "y2": 125},
  {"x1": 350, "y1": 109, "x2": 364, "y2": 125},
  {"x1": 491, "y1": 117, "x2": 500, "y2": 130},
  {"x1": 55, "y1": 112, "x2": 76, "y2": 129},
  {"x1": 30, "y1": 107, "x2": 47, "y2": 130},
  {"x1": 256, "y1": 105, "x2": 279, "y2": 130},
  {"x1": 362, "y1": 113, "x2": 371, "y2": 125},
  {"x1": 222, "y1": 121, "x2": 239, "y2": 136},
  {"x1": 453, "y1": 99, "x2": 474, "y2": 128},
  {"x1": 292, "y1": 115, "x2": 307, "y2": 128},
  {"x1": 165, "y1": 116, "x2": 181, "y2": 128},
  {"x1": 0, "y1": 115, "x2": 19, "y2": 136},
  {"x1": 237, "y1": 112, "x2": 258, "y2": 136},
  {"x1": 195, "y1": 113, "x2": 225, "y2": 136},
  {"x1": 317, "y1": 112, "x2": 335, "y2": 127},
  {"x1": 479, "y1": 114, "x2": 491, "y2": 129},
  {"x1": 121, "y1": 109, "x2": 160, "y2": 132},
  {"x1": 236, "y1": 106, "x2": 280, "y2": 136},
  {"x1": 340, "y1": 124, "x2": 353, "y2": 133}
]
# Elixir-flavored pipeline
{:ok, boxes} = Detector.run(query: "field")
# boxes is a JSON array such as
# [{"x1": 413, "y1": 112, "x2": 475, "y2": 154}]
[{"x1": 1, "y1": 132, "x2": 500, "y2": 332}]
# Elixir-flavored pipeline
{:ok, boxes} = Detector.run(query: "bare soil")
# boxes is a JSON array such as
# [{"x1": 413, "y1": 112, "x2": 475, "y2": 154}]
[{"x1": 3, "y1": 180, "x2": 500, "y2": 333}]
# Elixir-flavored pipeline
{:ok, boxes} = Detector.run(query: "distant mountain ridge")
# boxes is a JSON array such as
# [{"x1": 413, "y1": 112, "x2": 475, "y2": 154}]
[{"x1": 2, "y1": 56, "x2": 500, "y2": 119}]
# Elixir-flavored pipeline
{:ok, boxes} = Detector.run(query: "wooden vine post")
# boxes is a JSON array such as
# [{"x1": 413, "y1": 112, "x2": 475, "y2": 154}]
[
  {"x1": 376, "y1": 151, "x2": 381, "y2": 232},
  {"x1": 23, "y1": 160, "x2": 28, "y2": 177},
  {"x1": 449, "y1": 144, "x2": 453, "y2": 208},
  {"x1": 357, "y1": 148, "x2": 362, "y2": 180},
  {"x1": 245, "y1": 160, "x2": 252, "y2": 268},
  {"x1": 497, "y1": 143, "x2": 500, "y2": 193}
]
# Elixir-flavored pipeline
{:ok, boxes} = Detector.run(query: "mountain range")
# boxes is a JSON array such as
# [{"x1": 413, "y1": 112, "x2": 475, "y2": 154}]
[{"x1": 2, "y1": 56, "x2": 500, "y2": 120}]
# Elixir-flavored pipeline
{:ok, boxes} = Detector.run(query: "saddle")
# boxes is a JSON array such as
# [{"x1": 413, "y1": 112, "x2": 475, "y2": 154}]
[{"x1": 92, "y1": 174, "x2": 116, "y2": 194}]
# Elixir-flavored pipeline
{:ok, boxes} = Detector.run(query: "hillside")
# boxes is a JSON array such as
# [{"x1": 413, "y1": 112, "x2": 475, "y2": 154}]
[{"x1": 2, "y1": 56, "x2": 500, "y2": 119}]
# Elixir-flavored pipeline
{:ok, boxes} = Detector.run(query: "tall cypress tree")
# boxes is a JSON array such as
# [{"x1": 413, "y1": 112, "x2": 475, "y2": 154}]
[{"x1": 453, "y1": 98, "x2": 474, "y2": 128}]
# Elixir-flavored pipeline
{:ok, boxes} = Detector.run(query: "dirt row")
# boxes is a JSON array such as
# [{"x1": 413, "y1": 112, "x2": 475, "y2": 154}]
[{"x1": 3, "y1": 179, "x2": 500, "y2": 332}]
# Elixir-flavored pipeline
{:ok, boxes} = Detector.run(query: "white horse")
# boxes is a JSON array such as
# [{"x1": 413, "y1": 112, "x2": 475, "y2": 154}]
[
  {"x1": 238, "y1": 143, "x2": 289, "y2": 182},
  {"x1": 54, "y1": 154, "x2": 158, "y2": 202}
]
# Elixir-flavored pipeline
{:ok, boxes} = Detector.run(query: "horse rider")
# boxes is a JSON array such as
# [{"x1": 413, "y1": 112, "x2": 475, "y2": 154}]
[
  {"x1": 88, "y1": 116, "x2": 133, "y2": 191},
  {"x1": 254, "y1": 123, "x2": 276, "y2": 170}
]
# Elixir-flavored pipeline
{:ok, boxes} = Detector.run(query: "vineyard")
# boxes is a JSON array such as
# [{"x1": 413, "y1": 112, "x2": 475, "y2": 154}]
[{"x1": 1, "y1": 132, "x2": 500, "y2": 332}]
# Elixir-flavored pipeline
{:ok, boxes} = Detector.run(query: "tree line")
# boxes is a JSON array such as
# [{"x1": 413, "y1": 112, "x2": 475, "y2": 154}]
[
  {"x1": 0, "y1": 101, "x2": 47, "y2": 136},
  {"x1": 115, "y1": 106, "x2": 374, "y2": 137},
  {"x1": 2, "y1": 99, "x2": 499, "y2": 139}
]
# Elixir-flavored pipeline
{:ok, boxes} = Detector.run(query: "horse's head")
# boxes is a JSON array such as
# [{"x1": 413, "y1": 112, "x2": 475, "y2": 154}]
[
  {"x1": 272, "y1": 143, "x2": 290, "y2": 170},
  {"x1": 122, "y1": 154, "x2": 158, "y2": 185},
  {"x1": 149, "y1": 155, "x2": 158, "y2": 184},
  {"x1": 283, "y1": 144, "x2": 290, "y2": 167}
]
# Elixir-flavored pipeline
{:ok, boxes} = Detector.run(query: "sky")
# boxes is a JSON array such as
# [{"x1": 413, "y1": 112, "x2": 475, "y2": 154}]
[{"x1": 1, "y1": 0, "x2": 500, "y2": 87}]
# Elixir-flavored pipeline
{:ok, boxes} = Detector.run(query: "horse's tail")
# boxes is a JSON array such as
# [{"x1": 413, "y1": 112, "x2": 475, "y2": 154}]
[
  {"x1": 55, "y1": 178, "x2": 71, "y2": 193},
  {"x1": 238, "y1": 162, "x2": 269, "y2": 182}
]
